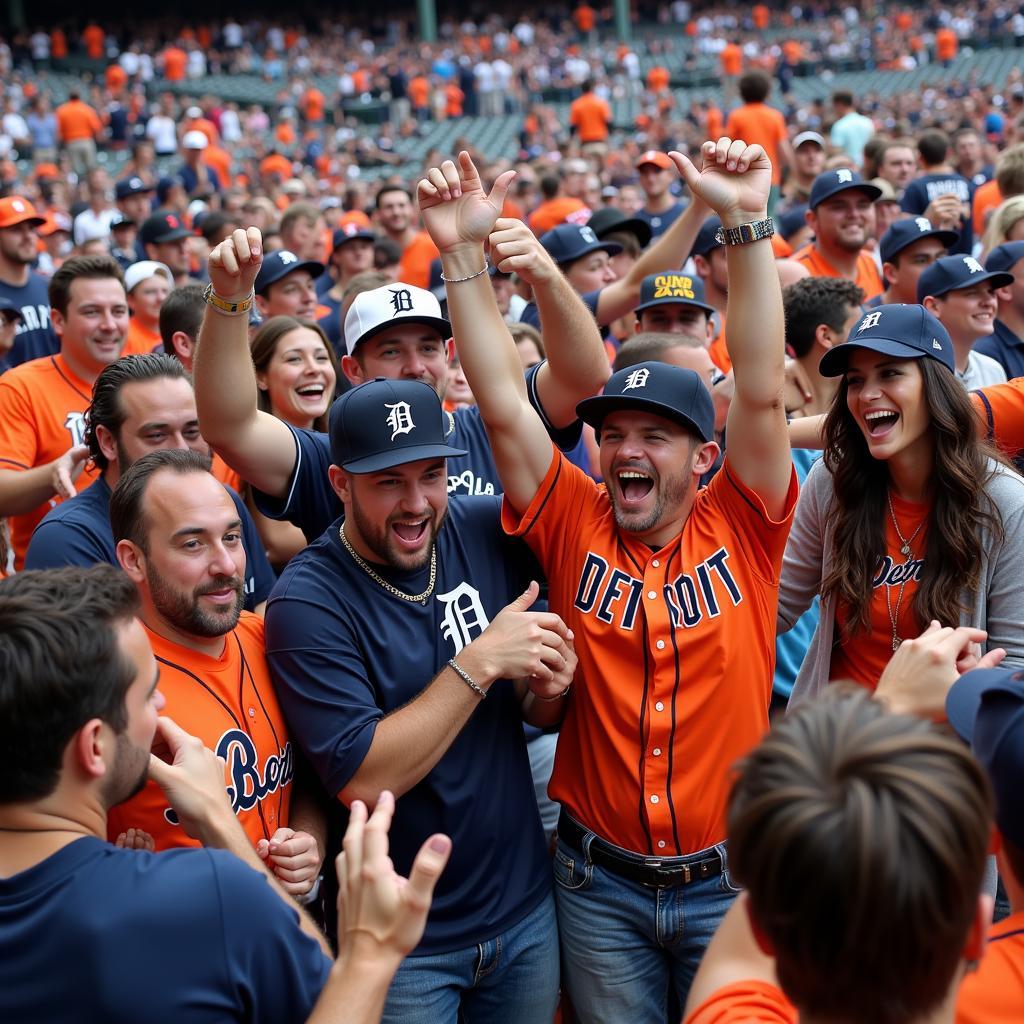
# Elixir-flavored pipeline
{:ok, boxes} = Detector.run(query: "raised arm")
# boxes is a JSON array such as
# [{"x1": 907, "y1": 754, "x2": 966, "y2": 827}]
[
  {"x1": 488, "y1": 218, "x2": 608, "y2": 428},
  {"x1": 676, "y1": 139, "x2": 792, "y2": 517},
  {"x1": 417, "y1": 152, "x2": 554, "y2": 513},
  {"x1": 193, "y1": 228, "x2": 298, "y2": 498},
  {"x1": 593, "y1": 193, "x2": 708, "y2": 326}
]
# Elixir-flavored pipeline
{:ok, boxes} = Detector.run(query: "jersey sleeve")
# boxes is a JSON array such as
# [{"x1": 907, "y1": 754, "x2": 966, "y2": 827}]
[
  {"x1": 973, "y1": 380, "x2": 1024, "y2": 458},
  {"x1": 900, "y1": 180, "x2": 926, "y2": 214},
  {"x1": 265, "y1": 585, "x2": 382, "y2": 797},
  {"x1": 251, "y1": 425, "x2": 341, "y2": 542},
  {"x1": 525, "y1": 361, "x2": 584, "y2": 451},
  {"x1": 0, "y1": 373, "x2": 40, "y2": 471},
  {"x1": 211, "y1": 851, "x2": 332, "y2": 1024},
  {"x1": 700, "y1": 457, "x2": 798, "y2": 584},
  {"x1": 24, "y1": 514, "x2": 111, "y2": 570},
  {"x1": 682, "y1": 980, "x2": 798, "y2": 1024},
  {"x1": 228, "y1": 487, "x2": 276, "y2": 607}
]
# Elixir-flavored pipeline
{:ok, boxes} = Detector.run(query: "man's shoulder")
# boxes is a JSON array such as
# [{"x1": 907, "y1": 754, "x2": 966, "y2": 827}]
[
  {"x1": 38, "y1": 478, "x2": 110, "y2": 528},
  {"x1": 0, "y1": 353, "x2": 58, "y2": 388}
]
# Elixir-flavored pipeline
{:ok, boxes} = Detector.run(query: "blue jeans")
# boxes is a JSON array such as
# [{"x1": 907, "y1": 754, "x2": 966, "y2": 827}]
[
  {"x1": 381, "y1": 892, "x2": 559, "y2": 1024},
  {"x1": 553, "y1": 831, "x2": 740, "y2": 1023}
]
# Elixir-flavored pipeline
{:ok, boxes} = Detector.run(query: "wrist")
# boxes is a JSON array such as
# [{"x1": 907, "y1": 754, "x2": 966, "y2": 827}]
[
  {"x1": 452, "y1": 642, "x2": 499, "y2": 690},
  {"x1": 717, "y1": 209, "x2": 770, "y2": 230},
  {"x1": 439, "y1": 244, "x2": 486, "y2": 277}
]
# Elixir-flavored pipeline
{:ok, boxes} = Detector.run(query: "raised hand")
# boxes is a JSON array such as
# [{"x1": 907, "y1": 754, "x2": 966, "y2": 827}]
[
  {"x1": 50, "y1": 443, "x2": 91, "y2": 500},
  {"x1": 417, "y1": 151, "x2": 516, "y2": 254},
  {"x1": 488, "y1": 218, "x2": 559, "y2": 288},
  {"x1": 256, "y1": 827, "x2": 322, "y2": 897},
  {"x1": 670, "y1": 138, "x2": 771, "y2": 225},
  {"x1": 208, "y1": 227, "x2": 263, "y2": 301}
]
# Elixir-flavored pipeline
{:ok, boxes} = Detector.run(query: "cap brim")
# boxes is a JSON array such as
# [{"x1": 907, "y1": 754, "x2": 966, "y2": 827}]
[
  {"x1": 256, "y1": 259, "x2": 326, "y2": 294},
  {"x1": 883, "y1": 228, "x2": 960, "y2": 262},
  {"x1": 947, "y1": 668, "x2": 1024, "y2": 742},
  {"x1": 575, "y1": 394, "x2": 711, "y2": 442},
  {"x1": 557, "y1": 241, "x2": 623, "y2": 266},
  {"x1": 811, "y1": 183, "x2": 883, "y2": 209},
  {"x1": 332, "y1": 233, "x2": 376, "y2": 250},
  {"x1": 349, "y1": 315, "x2": 452, "y2": 355},
  {"x1": 595, "y1": 217, "x2": 652, "y2": 248},
  {"x1": 634, "y1": 297, "x2": 715, "y2": 315},
  {"x1": 1, "y1": 216, "x2": 46, "y2": 229},
  {"x1": 927, "y1": 270, "x2": 1015, "y2": 299},
  {"x1": 342, "y1": 442, "x2": 468, "y2": 473},
  {"x1": 819, "y1": 338, "x2": 934, "y2": 377},
  {"x1": 150, "y1": 228, "x2": 192, "y2": 242}
]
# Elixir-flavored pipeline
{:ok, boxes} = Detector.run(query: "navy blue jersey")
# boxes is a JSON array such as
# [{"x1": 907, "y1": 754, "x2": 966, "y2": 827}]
[
  {"x1": 900, "y1": 173, "x2": 975, "y2": 255},
  {"x1": 25, "y1": 475, "x2": 275, "y2": 610},
  {"x1": 0, "y1": 272, "x2": 58, "y2": 371},
  {"x1": 316, "y1": 293, "x2": 344, "y2": 359},
  {"x1": 0, "y1": 837, "x2": 329, "y2": 1023},
  {"x1": 634, "y1": 200, "x2": 686, "y2": 240},
  {"x1": 975, "y1": 320, "x2": 1024, "y2": 380},
  {"x1": 519, "y1": 289, "x2": 600, "y2": 331},
  {"x1": 265, "y1": 497, "x2": 550, "y2": 954},
  {"x1": 253, "y1": 362, "x2": 583, "y2": 541}
]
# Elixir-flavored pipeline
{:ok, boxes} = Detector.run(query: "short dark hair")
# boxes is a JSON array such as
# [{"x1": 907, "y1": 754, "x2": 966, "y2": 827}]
[
  {"x1": 373, "y1": 238, "x2": 402, "y2": 269},
  {"x1": 728, "y1": 689, "x2": 991, "y2": 1024},
  {"x1": 49, "y1": 254, "x2": 125, "y2": 317},
  {"x1": 783, "y1": 278, "x2": 864, "y2": 359},
  {"x1": 739, "y1": 70, "x2": 771, "y2": 104},
  {"x1": 832, "y1": 90, "x2": 854, "y2": 108},
  {"x1": 159, "y1": 285, "x2": 205, "y2": 354},
  {"x1": 110, "y1": 448, "x2": 212, "y2": 552},
  {"x1": 85, "y1": 353, "x2": 190, "y2": 471},
  {"x1": 198, "y1": 210, "x2": 237, "y2": 244},
  {"x1": 613, "y1": 332, "x2": 703, "y2": 371},
  {"x1": 918, "y1": 129, "x2": 950, "y2": 167},
  {"x1": 374, "y1": 185, "x2": 412, "y2": 209},
  {"x1": 0, "y1": 565, "x2": 140, "y2": 803},
  {"x1": 539, "y1": 174, "x2": 561, "y2": 200}
]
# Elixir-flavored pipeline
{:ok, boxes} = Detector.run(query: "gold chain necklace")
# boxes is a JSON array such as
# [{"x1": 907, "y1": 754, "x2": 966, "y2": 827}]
[
  {"x1": 885, "y1": 492, "x2": 926, "y2": 651},
  {"x1": 338, "y1": 523, "x2": 436, "y2": 605}
]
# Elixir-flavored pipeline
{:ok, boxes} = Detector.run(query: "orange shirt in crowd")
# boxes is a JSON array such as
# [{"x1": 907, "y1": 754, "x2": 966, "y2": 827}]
[
  {"x1": 445, "y1": 83, "x2": 465, "y2": 118},
  {"x1": 55, "y1": 99, "x2": 102, "y2": 143},
  {"x1": 124, "y1": 319, "x2": 161, "y2": 356},
  {"x1": 259, "y1": 153, "x2": 292, "y2": 182},
  {"x1": 275, "y1": 121, "x2": 296, "y2": 147},
  {"x1": 50, "y1": 29, "x2": 68, "y2": 60},
  {"x1": 753, "y1": 4, "x2": 770, "y2": 29},
  {"x1": 705, "y1": 104, "x2": 724, "y2": 140},
  {"x1": 895, "y1": 10, "x2": 913, "y2": 30},
  {"x1": 528, "y1": 197, "x2": 589, "y2": 235},
  {"x1": 973, "y1": 378, "x2": 1024, "y2": 459},
  {"x1": 398, "y1": 231, "x2": 441, "y2": 290},
  {"x1": 574, "y1": 3, "x2": 596, "y2": 32},
  {"x1": 197, "y1": 25, "x2": 213, "y2": 49},
  {"x1": 162, "y1": 46, "x2": 187, "y2": 82},
  {"x1": 188, "y1": 116, "x2": 219, "y2": 146},
  {"x1": 83, "y1": 24, "x2": 104, "y2": 60},
  {"x1": 0, "y1": 354, "x2": 99, "y2": 570},
  {"x1": 792, "y1": 243, "x2": 884, "y2": 299},
  {"x1": 408, "y1": 76, "x2": 430, "y2": 110},
  {"x1": 721, "y1": 42, "x2": 743, "y2": 77},
  {"x1": 570, "y1": 92, "x2": 613, "y2": 143},
  {"x1": 105, "y1": 64, "x2": 127, "y2": 94},
  {"x1": 973, "y1": 178, "x2": 1002, "y2": 237},
  {"x1": 647, "y1": 66, "x2": 670, "y2": 92},
  {"x1": 709, "y1": 320, "x2": 731, "y2": 373},
  {"x1": 725, "y1": 103, "x2": 788, "y2": 185},
  {"x1": 936, "y1": 26, "x2": 958, "y2": 61},
  {"x1": 302, "y1": 88, "x2": 325, "y2": 122},
  {"x1": 107, "y1": 615, "x2": 293, "y2": 851},
  {"x1": 782, "y1": 39, "x2": 804, "y2": 64}
]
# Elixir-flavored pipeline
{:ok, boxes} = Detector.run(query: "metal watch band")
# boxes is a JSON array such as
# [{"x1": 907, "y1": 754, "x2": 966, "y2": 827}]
[{"x1": 714, "y1": 217, "x2": 776, "y2": 246}]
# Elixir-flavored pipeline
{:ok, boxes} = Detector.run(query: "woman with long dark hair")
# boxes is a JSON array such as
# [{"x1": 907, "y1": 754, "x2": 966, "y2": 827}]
[{"x1": 779, "y1": 304, "x2": 1024, "y2": 702}]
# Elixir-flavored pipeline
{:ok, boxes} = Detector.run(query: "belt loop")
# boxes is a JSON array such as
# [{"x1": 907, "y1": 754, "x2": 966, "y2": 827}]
[{"x1": 581, "y1": 829, "x2": 596, "y2": 866}]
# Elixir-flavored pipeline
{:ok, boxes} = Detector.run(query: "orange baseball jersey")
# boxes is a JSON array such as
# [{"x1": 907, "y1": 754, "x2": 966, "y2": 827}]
[
  {"x1": 955, "y1": 909, "x2": 1024, "y2": 1023},
  {"x1": 0, "y1": 354, "x2": 99, "y2": 570},
  {"x1": 107, "y1": 613, "x2": 293, "y2": 850},
  {"x1": 684, "y1": 980, "x2": 797, "y2": 1024},
  {"x1": 793, "y1": 243, "x2": 883, "y2": 299},
  {"x1": 398, "y1": 231, "x2": 441, "y2": 291},
  {"x1": 503, "y1": 448, "x2": 797, "y2": 855},
  {"x1": 973, "y1": 379, "x2": 1024, "y2": 459}
]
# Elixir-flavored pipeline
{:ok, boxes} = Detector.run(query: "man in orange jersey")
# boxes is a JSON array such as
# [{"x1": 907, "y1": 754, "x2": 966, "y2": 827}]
[
  {"x1": 375, "y1": 185, "x2": 439, "y2": 290},
  {"x1": 724, "y1": 72, "x2": 792, "y2": 214},
  {"x1": 0, "y1": 254, "x2": 128, "y2": 569},
  {"x1": 793, "y1": 169, "x2": 884, "y2": 299},
  {"x1": 54, "y1": 89, "x2": 102, "y2": 176},
  {"x1": 420, "y1": 140, "x2": 795, "y2": 1020},
  {"x1": 569, "y1": 79, "x2": 612, "y2": 158},
  {"x1": 107, "y1": 449, "x2": 321, "y2": 897}
]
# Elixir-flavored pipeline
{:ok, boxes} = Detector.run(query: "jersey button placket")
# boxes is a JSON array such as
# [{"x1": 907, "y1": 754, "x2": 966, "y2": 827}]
[{"x1": 643, "y1": 561, "x2": 672, "y2": 849}]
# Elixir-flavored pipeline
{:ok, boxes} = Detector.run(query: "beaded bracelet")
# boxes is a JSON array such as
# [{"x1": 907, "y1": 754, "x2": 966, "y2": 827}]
[{"x1": 448, "y1": 658, "x2": 487, "y2": 699}]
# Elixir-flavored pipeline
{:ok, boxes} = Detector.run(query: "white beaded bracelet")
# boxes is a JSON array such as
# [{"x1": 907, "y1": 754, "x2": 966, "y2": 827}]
[{"x1": 440, "y1": 262, "x2": 488, "y2": 284}]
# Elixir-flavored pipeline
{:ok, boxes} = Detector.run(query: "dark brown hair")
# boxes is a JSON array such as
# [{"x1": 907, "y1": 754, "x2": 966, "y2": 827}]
[
  {"x1": 821, "y1": 357, "x2": 1004, "y2": 633},
  {"x1": 729, "y1": 688, "x2": 991, "y2": 1024},
  {"x1": 49, "y1": 253, "x2": 125, "y2": 317}
]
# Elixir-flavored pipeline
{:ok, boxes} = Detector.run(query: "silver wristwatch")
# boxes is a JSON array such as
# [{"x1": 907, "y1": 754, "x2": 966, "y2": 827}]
[{"x1": 714, "y1": 218, "x2": 776, "y2": 246}]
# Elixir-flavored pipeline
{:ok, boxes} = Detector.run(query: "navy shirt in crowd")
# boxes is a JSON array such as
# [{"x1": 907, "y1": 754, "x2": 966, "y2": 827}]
[
  {"x1": 900, "y1": 173, "x2": 975, "y2": 255},
  {"x1": 264, "y1": 497, "x2": 551, "y2": 954},
  {"x1": 0, "y1": 837, "x2": 330, "y2": 1023},
  {"x1": 25, "y1": 475, "x2": 276, "y2": 609},
  {"x1": 0, "y1": 272, "x2": 58, "y2": 370},
  {"x1": 975, "y1": 319, "x2": 1024, "y2": 380}
]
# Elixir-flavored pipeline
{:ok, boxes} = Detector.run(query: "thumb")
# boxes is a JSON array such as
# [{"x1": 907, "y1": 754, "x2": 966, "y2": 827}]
[
  {"x1": 406, "y1": 834, "x2": 451, "y2": 909},
  {"x1": 977, "y1": 647, "x2": 1008, "y2": 670},
  {"x1": 668, "y1": 149, "x2": 702, "y2": 193},
  {"x1": 487, "y1": 169, "x2": 516, "y2": 212},
  {"x1": 510, "y1": 580, "x2": 540, "y2": 611}
]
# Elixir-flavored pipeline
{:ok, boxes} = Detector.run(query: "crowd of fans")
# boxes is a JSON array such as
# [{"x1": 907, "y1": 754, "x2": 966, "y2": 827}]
[{"x1": 5, "y1": 4, "x2": 1024, "y2": 1024}]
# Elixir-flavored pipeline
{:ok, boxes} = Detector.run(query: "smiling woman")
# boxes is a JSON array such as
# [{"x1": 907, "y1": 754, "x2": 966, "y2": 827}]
[{"x1": 779, "y1": 303, "x2": 1024, "y2": 702}]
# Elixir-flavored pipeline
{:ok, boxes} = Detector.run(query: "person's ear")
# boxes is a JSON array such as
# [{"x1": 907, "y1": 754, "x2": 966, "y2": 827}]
[
  {"x1": 171, "y1": 331, "x2": 195, "y2": 366},
  {"x1": 815, "y1": 322, "x2": 835, "y2": 351},
  {"x1": 73, "y1": 719, "x2": 109, "y2": 782},
  {"x1": 328, "y1": 464, "x2": 352, "y2": 504},
  {"x1": 116, "y1": 539, "x2": 146, "y2": 583},
  {"x1": 962, "y1": 892, "x2": 993, "y2": 965},
  {"x1": 95, "y1": 423, "x2": 118, "y2": 466},
  {"x1": 922, "y1": 295, "x2": 941, "y2": 316},
  {"x1": 341, "y1": 353, "x2": 363, "y2": 386},
  {"x1": 693, "y1": 440, "x2": 721, "y2": 474}
]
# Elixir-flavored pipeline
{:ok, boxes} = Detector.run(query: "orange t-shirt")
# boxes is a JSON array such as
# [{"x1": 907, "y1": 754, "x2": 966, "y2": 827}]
[
  {"x1": 50, "y1": 29, "x2": 68, "y2": 60},
  {"x1": 973, "y1": 178, "x2": 1002, "y2": 237},
  {"x1": 445, "y1": 84, "x2": 465, "y2": 118},
  {"x1": 956, "y1": 909, "x2": 1024, "y2": 1023},
  {"x1": 709, "y1": 319, "x2": 731, "y2": 373},
  {"x1": 398, "y1": 231, "x2": 441, "y2": 290},
  {"x1": 574, "y1": 3, "x2": 596, "y2": 31},
  {"x1": 793, "y1": 243, "x2": 884, "y2": 299},
  {"x1": 302, "y1": 88, "x2": 325, "y2": 122},
  {"x1": 753, "y1": 4, "x2": 770, "y2": 29},
  {"x1": 721, "y1": 43, "x2": 743, "y2": 77},
  {"x1": 830, "y1": 491, "x2": 929, "y2": 689},
  {"x1": 528, "y1": 197, "x2": 589, "y2": 235},
  {"x1": 0, "y1": 354, "x2": 101, "y2": 569},
  {"x1": 83, "y1": 25, "x2": 104, "y2": 60},
  {"x1": 275, "y1": 122, "x2": 296, "y2": 147},
  {"x1": 503, "y1": 448, "x2": 798, "y2": 855},
  {"x1": 124, "y1": 318, "x2": 161, "y2": 356},
  {"x1": 55, "y1": 100, "x2": 102, "y2": 143},
  {"x1": 973, "y1": 379, "x2": 1024, "y2": 459},
  {"x1": 408, "y1": 76, "x2": 430, "y2": 109},
  {"x1": 782, "y1": 39, "x2": 803, "y2": 64},
  {"x1": 647, "y1": 66, "x2": 670, "y2": 93},
  {"x1": 204, "y1": 144, "x2": 232, "y2": 185},
  {"x1": 936, "y1": 27, "x2": 958, "y2": 61},
  {"x1": 162, "y1": 46, "x2": 187, "y2": 82},
  {"x1": 570, "y1": 92, "x2": 613, "y2": 143},
  {"x1": 259, "y1": 153, "x2": 292, "y2": 182},
  {"x1": 706, "y1": 105, "x2": 724, "y2": 141},
  {"x1": 684, "y1": 980, "x2": 797, "y2": 1024},
  {"x1": 107, "y1": 615, "x2": 293, "y2": 850},
  {"x1": 105, "y1": 64, "x2": 127, "y2": 93},
  {"x1": 725, "y1": 104, "x2": 787, "y2": 185}
]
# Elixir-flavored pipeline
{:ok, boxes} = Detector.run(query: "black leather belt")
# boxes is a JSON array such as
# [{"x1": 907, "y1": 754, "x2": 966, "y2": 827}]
[{"x1": 557, "y1": 811, "x2": 723, "y2": 889}]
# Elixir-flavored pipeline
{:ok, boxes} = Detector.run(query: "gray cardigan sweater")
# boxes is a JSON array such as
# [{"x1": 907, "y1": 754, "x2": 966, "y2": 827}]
[{"x1": 778, "y1": 457, "x2": 1024, "y2": 705}]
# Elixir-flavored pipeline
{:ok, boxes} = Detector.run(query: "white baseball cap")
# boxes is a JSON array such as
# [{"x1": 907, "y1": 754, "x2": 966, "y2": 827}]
[
  {"x1": 124, "y1": 260, "x2": 173, "y2": 293},
  {"x1": 343, "y1": 284, "x2": 451, "y2": 357},
  {"x1": 182, "y1": 130, "x2": 208, "y2": 150},
  {"x1": 793, "y1": 130, "x2": 826, "y2": 149}
]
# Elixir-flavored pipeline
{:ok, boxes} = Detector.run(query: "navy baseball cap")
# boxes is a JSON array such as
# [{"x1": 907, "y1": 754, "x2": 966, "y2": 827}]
[
  {"x1": 540, "y1": 224, "x2": 622, "y2": 267},
  {"x1": 690, "y1": 216, "x2": 723, "y2": 258},
  {"x1": 916, "y1": 253, "x2": 1014, "y2": 303},
  {"x1": 808, "y1": 169, "x2": 882, "y2": 210},
  {"x1": 0, "y1": 295, "x2": 23, "y2": 321},
  {"x1": 115, "y1": 176, "x2": 154, "y2": 200},
  {"x1": 329, "y1": 378, "x2": 467, "y2": 473},
  {"x1": 819, "y1": 304, "x2": 955, "y2": 377},
  {"x1": 576, "y1": 361, "x2": 715, "y2": 442},
  {"x1": 947, "y1": 667, "x2": 1024, "y2": 849},
  {"x1": 986, "y1": 240, "x2": 1024, "y2": 276},
  {"x1": 332, "y1": 223, "x2": 376, "y2": 251},
  {"x1": 878, "y1": 217, "x2": 958, "y2": 265},
  {"x1": 634, "y1": 272, "x2": 714, "y2": 315},
  {"x1": 140, "y1": 211, "x2": 191, "y2": 245},
  {"x1": 586, "y1": 207, "x2": 652, "y2": 249},
  {"x1": 255, "y1": 250, "x2": 326, "y2": 295}
]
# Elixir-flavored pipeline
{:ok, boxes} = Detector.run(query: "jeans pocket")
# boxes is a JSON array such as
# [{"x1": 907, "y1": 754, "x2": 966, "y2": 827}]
[
  {"x1": 716, "y1": 845, "x2": 743, "y2": 895},
  {"x1": 553, "y1": 846, "x2": 594, "y2": 892}
]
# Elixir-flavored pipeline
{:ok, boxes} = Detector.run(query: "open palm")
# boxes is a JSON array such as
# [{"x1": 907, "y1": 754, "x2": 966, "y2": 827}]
[{"x1": 418, "y1": 151, "x2": 515, "y2": 251}]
